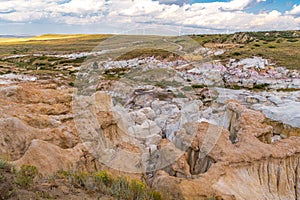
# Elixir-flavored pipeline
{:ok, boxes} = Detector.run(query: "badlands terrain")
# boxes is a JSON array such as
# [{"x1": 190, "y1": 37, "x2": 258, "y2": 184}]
[{"x1": 0, "y1": 31, "x2": 299, "y2": 199}]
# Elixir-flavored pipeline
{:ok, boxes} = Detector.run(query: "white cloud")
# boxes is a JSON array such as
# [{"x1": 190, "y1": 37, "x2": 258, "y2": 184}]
[
  {"x1": 221, "y1": 0, "x2": 266, "y2": 11},
  {"x1": 49, "y1": 0, "x2": 106, "y2": 14},
  {"x1": 286, "y1": 4, "x2": 300, "y2": 17},
  {"x1": 157, "y1": 0, "x2": 191, "y2": 6},
  {"x1": 0, "y1": 0, "x2": 299, "y2": 34}
]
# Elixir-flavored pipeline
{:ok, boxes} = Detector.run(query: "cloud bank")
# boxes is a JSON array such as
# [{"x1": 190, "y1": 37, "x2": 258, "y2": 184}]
[{"x1": 0, "y1": 0, "x2": 299, "y2": 34}]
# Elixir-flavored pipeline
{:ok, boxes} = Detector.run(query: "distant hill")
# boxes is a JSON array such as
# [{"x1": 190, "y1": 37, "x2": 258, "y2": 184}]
[{"x1": 0, "y1": 35, "x2": 33, "y2": 38}]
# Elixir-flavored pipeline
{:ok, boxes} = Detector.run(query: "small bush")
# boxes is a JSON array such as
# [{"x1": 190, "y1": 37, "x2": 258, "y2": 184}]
[
  {"x1": 68, "y1": 82, "x2": 75, "y2": 87},
  {"x1": 110, "y1": 176, "x2": 161, "y2": 200},
  {"x1": 55, "y1": 170, "x2": 162, "y2": 200},
  {"x1": 56, "y1": 170, "x2": 71, "y2": 178},
  {"x1": 94, "y1": 170, "x2": 113, "y2": 188},
  {"x1": 192, "y1": 84, "x2": 206, "y2": 89},
  {"x1": 0, "y1": 159, "x2": 11, "y2": 171},
  {"x1": 233, "y1": 52, "x2": 241, "y2": 56},
  {"x1": 15, "y1": 165, "x2": 38, "y2": 188},
  {"x1": 129, "y1": 179, "x2": 147, "y2": 200},
  {"x1": 257, "y1": 53, "x2": 264, "y2": 57},
  {"x1": 287, "y1": 39, "x2": 298, "y2": 42},
  {"x1": 69, "y1": 171, "x2": 88, "y2": 188},
  {"x1": 253, "y1": 83, "x2": 269, "y2": 90},
  {"x1": 110, "y1": 176, "x2": 130, "y2": 198}
]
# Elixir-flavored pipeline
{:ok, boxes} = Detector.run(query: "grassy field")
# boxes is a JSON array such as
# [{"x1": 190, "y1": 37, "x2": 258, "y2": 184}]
[
  {"x1": 0, "y1": 34, "x2": 112, "y2": 56},
  {"x1": 189, "y1": 30, "x2": 300, "y2": 69}
]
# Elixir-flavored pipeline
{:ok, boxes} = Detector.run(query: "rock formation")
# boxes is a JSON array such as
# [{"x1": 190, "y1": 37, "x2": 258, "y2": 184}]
[
  {"x1": 152, "y1": 101, "x2": 300, "y2": 200},
  {"x1": 0, "y1": 56, "x2": 299, "y2": 199},
  {"x1": 0, "y1": 82, "x2": 102, "y2": 174}
]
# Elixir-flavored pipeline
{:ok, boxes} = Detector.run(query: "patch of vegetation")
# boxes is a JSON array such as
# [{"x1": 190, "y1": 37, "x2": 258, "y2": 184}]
[
  {"x1": 181, "y1": 86, "x2": 193, "y2": 91},
  {"x1": 68, "y1": 82, "x2": 75, "y2": 87},
  {"x1": 287, "y1": 39, "x2": 298, "y2": 42},
  {"x1": 0, "y1": 159, "x2": 16, "y2": 200},
  {"x1": 252, "y1": 83, "x2": 269, "y2": 90},
  {"x1": 276, "y1": 88, "x2": 300, "y2": 92},
  {"x1": 175, "y1": 92, "x2": 187, "y2": 98},
  {"x1": 103, "y1": 67, "x2": 129, "y2": 80},
  {"x1": 192, "y1": 84, "x2": 207, "y2": 89},
  {"x1": 154, "y1": 80, "x2": 182, "y2": 88},
  {"x1": 0, "y1": 158, "x2": 12, "y2": 171},
  {"x1": 0, "y1": 158, "x2": 164, "y2": 200},
  {"x1": 211, "y1": 30, "x2": 300, "y2": 69},
  {"x1": 57, "y1": 170, "x2": 163, "y2": 200},
  {"x1": 15, "y1": 165, "x2": 38, "y2": 188},
  {"x1": 115, "y1": 48, "x2": 178, "y2": 60},
  {"x1": 232, "y1": 52, "x2": 241, "y2": 56},
  {"x1": 58, "y1": 57, "x2": 85, "y2": 65},
  {"x1": 225, "y1": 85, "x2": 243, "y2": 90}
]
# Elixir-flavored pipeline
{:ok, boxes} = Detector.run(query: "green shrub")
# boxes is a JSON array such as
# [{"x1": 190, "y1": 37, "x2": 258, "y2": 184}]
[
  {"x1": 110, "y1": 176, "x2": 130, "y2": 199},
  {"x1": 15, "y1": 165, "x2": 38, "y2": 188},
  {"x1": 129, "y1": 179, "x2": 147, "y2": 200},
  {"x1": 0, "y1": 159, "x2": 11, "y2": 171},
  {"x1": 68, "y1": 82, "x2": 75, "y2": 87},
  {"x1": 233, "y1": 52, "x2": 241, "y2": 56},
  {"x1": 287, "y1": 39, "x2": 298, "y2": 42},
  {"x1": 54, "y1": 170, "x2": 162, "y2": 200},
  {"x1": 69, "y1": 171, "x2": 88, "y2": 188},
  {"x1": 94, "y1": 170, "x2": 113, "y2": 188},
  {"x1": 253, "y1": 83, "x2": 269, "y2": 90},
  {"x1": 147, "y1": 191, "x2": 162, "y2": 200},
  {"x1": 154, "y1": 80, "x2": 182, "y2": 88},
  {"x1": 109, "y1": 175, "x2": 162, "y2": 200},
  {"x1": 56, "y1": 170, "x2": 71, "y2": 178},
  {"x1": 192, "y1": 84, "x2": 206, "y2": 89},
  {"x1": 263, "y1": 37, "x2": 276, "y2": 42}
]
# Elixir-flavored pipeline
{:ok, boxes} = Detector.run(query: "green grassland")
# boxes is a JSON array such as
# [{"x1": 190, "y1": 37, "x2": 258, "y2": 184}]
[
  {"x1": 0, "y1": 34, "x2": 112, "y2": 55},
  {"x1": 214, "y1": 31, "x2": 300, "y2": 69}
]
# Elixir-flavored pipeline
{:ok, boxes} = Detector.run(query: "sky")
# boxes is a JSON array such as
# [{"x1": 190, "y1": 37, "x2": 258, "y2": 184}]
[{"x1": 0, "y1": 0, "x2": 300, "y2": 35}]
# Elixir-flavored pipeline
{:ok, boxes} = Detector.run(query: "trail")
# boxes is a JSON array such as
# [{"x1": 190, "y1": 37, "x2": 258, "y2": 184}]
[{"x1": 163, "y1": 38, "x2": 184, "y2": 54}]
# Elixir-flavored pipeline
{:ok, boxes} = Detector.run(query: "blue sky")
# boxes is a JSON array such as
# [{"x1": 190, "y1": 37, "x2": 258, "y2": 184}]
[
  {"x1": 0, "y1": 0, "x2": 299, "y2": 35},
  {"x1": 163, "y1": 0, "x2": 299, "y2": 12}
]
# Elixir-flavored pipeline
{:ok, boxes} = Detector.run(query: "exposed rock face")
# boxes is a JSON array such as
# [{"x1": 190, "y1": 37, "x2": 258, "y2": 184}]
[
  {"x1": 152, "y1": 101, "x2": 300, "y2": 200},
  {"x1": 12, "y1": 140, "x2": 94, "y2": 175},
  {"x1": 259, "y1": 102, "x2": 300, "y2": 132},
  {"x1": 0, "y1": 82, "x2": 102, "y2": 174},
  {"x1": 215, "y1": 155, "x2": 300, "y2": 200},
  {"x1": 1, "y1": 72, "x2": 299, "y2": 199}
]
